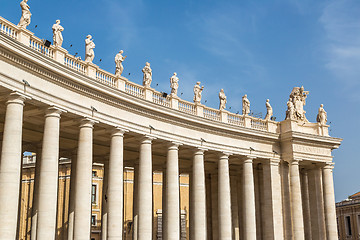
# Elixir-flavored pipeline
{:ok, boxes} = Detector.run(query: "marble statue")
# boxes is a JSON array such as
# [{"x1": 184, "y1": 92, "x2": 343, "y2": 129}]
[
  {"x1": 264, "y1": 99, "x2": 273, "y2": 120},
  {"x1": 287, "y1": 86, "x2": 309, "y2": 122},
  {"x1": 193, "y1": 82, "x2": 204, "y2": 104},
  {"x1": 285, "y1": 98, "x2": 295, "y2": 120},
  {"x1": 52, "y1": 20, "x2": 64, "y2": 47},
  {"x1": 85, "y1": 35, "x2": 95, "y2": 63},
  {"x1": 219, "y1": 89, "x2": 227, "y2": 110},
  {"x1": 170, "y1": 72, "x2": 179, "y2": 96},
  {"x1": 18, "y1": 0, "x2": 31, "y2": 29},
  {"x1": 317, "y1": 104, "x2": 327, "y2": 125},
  {"x1": 242, "y1": 94, "x2": 250, "y2": 115},
  {"x1": 142, "y1": 62, "x2": 152, "y2": 87},
  {"x1": 115, "y1": 50, "x2": 127, "y2": 77}
]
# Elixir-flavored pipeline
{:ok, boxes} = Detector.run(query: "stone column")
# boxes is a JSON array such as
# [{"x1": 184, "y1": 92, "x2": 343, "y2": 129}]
[
  {"x1": 230, "y1": 176, "x2": 240, "y2": 240},
  {"x1": 192, "y1": 148, "x2": 207, "y2": 239},
  {"x1": 301, "y1": 169, "x2": 312, "y2": 240},
  {"x1": 31, "y1": 145, "x2": 42, "y2": 240},
  {"x1": 288, "y1": 159, "x2": 305, "y2": 240},
  {"x1": 138, "y1": 136, "x2": 154, "y2": 240},
  {"x1": 73, "y1": 119, "x2": 97, "y2": 240},
  {"x1": 262, "y1": 159, "x2": 284, "y2": 240},
  {"x1": 322, "y1": 162, "x2": 338, "y2": 240},
  {"x1": 0, "y1": 92, "x2": 27, "y2": 239},
  {"x1": 101, "y1": 160, "x2": 109, "y2": 240},
  {"x1": 211, "y1": 173, "x2": 219, "y2": 240},
  {"x1": 218, "y1": 153, "x2": 232, "y2": 239},
  {"x1": 243, "y1": 157, "x2": 256, "y2": 240},
  {"x1": 107, "y1": 128, "x2": 126, "y2": 240},
  {"x1": 67, "y1": 152, "x2": 77, "y2": 240},
  {"x1": 36, "y1": 106, "x2": 65, "y2": 240},
  {"x1": 133, "y1": 163, "x2": 139, "y2": 240},
  {"x1": 165, "y1": 142, "x2": 181, "y2": 240}
]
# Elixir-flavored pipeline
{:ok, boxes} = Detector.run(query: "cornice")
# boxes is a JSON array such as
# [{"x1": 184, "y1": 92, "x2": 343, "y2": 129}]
[{"x1": 0, "y1": 33, "x2": 280, "y2": 147}]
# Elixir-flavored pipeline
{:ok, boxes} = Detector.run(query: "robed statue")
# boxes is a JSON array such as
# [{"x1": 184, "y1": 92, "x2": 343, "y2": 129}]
[
  {"x1": 142, "y1": 62, "x2": 152, "y2": 87},
  {"x1": 18, "y1": 0, "x2": 31, "y2": 29},
  {"x1": 193, "y1": 82, "x2": 204, "y2": 104},
  {"x1": 115, "y1": 50, "x2": 127, "y2": 77},
  {"x1": 52, "y1": 20, "x2": 64, "y2": 47},
  {"x1": 242, "y1": 94, "x2": 250, "y2": 115},
  {"x1": 219, "y1": 89, "x2": 227, "y2": 110},
  {"x1": 85, "y1": 35, "x2": 95, "y2": 63},
  {"x1": 264, "y1": 99, "x2": 273, "y2": 120},
  {"x1": 170, "y1": 72, "x2": 179, "y2": 96},
  {"x1": 316, "y1": 104, "x2": 327, "y2": 125}
]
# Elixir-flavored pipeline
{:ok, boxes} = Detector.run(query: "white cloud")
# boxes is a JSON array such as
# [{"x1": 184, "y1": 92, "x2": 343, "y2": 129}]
[{"x1": 320, "y1": 0, "x2": 360, "y2": 97}]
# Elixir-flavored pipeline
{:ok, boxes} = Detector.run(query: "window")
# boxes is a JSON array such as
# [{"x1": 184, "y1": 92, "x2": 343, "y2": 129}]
[
  {"x1": 92, "y1": 171, "x2": 97, "y2": 177},
  {"x1": 91, "y1": 215, "x2": 96, "y2": 226},
  {"x1": 345, "y1": 216, "x2": 352, "y2": 236},
  {"x1": 91, "y1": 184, "x2": 97, "y2": 204},
  {"x1": 357, "y1": 215, "x2": 360, "y2": 235}
]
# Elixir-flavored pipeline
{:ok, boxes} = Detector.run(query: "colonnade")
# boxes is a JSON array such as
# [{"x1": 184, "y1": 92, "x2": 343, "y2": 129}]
[{"x1": 0, "y1": 92, "x2": 338, "y2": 240}]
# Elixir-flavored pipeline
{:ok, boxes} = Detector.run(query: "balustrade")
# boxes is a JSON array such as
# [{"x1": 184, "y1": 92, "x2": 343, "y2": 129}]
[
  {"x1": 125, "y1": 82, "x2": 145, "y2": 99},
  {"x1": 203, "y1": 107, "x2": 221, "y2": 121},
  {"x1": 227, "y1": 113, "x2": 245, "y2": 127},
  {"x1": 178, "y1": 100, "x2": 196, "y2": 115},
  {"x1": 64, "y1": 54, "x2": 86, "y2": 74},
  {"x1": 0, "y1": 17, "x2": 18, "y2": 40},
  {"x1": 29, "y1": 35, "x2": 54, "y2": 59},
  {"x1": 152, "y1": 92, "x2": 170, "y2": 107},
  {"x1": 96, "y1": 69, "x2": 116, "y2": 88}
]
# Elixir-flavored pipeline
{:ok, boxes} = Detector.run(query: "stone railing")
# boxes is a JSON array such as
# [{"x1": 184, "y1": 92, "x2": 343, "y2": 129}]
[
  {"x1": 64, "y1": 54, "x2": 86, "y2": 74},
  {"x1": 96, "y1": 68, "x2": 117, "y2": 88},
  {"x1": 203, "y1": 107, "x2": 221, "y2": 121},
  {"x1": 125, "y1": 81, "x2": 145, "y2": 99},
  {"x1": 336, "y1": 199, "x2": 360, "y2": 207},
  {"x1": 0, "y1": 15, "x2": 280, "y2": 133},
  {"x1": 29, "y1": 35, "x2": 54, "y2": 58},
  {"x1": 152, "y1": 92, "x2": 170, "y2": 107},
  {"x1": 0, "y1": 17, "x2": 18, "y2": 40},
  {"x1": 178, "y1": 100, "x2": 196, "y2": 115},
  {"x1": 227, "y1": 113, "x2": 245, "y2": 127}
]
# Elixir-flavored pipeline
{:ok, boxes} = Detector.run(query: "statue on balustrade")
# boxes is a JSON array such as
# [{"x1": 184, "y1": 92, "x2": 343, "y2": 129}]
[
  {"x1": 115, "y1": 50, "x2": 127, "y2": 77},
  {"x1": 142, "y1": 62, "x2": 152, "y2": 87},
  {"x1": 85, "y1": 35, "x2": 95, "y2": 63},
  {"x1": 219, "y1": 89, "x2": 227, "y2": 110},
  {"x1": 52, "y1": 20, "x2": 64, "y2": 47},
  {"x1": 264, "y1": 99, "x2": 273, "y2": 120},
  {"x1": 170, "y1": 72, "x2": 179, "y2": 97},
  {"x1": 242, "y1": 94, "x2": 250, "y2": 115},
  {"x1": 193, "y1": 82, "x2": 204, "y2": 104},
  {"x1": 316, "y1": 104, "x2": 327, "y2": 125},
  {"x1": 18, "y1": 0, "x2": 31, "y2": 29},
  {"x1": 285, "y1": 98, "x2": 295, "y2": 120},
  {"x1": 287, "y1": 86, "x2": 309, "y2": 122}
]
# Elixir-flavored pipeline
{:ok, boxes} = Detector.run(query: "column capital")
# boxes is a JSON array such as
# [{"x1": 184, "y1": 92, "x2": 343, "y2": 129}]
[
  {"x1": 167, "y1": 141, "x2": 182, "y2": 150},
  {"x1": 45, "y1": 106, "x2": 67, "y2": 118},
  {"x1": 243, "y1": 155, "x2": 255, "y2": 163},
  {"x1": 6, "y1": 91, "x2": 31, "y2": 105},
  {"x1": 139, "y1": 135, "x2": 156, "y2": 144},
  {"x1": 218, "y1": 152, "x2": 232, "y2": 159},
  {"x1": 269, "y1": 158, "x2": 281, "y2": 166},
  {"x1": 79, "y1": 118, "x2": 98, "y2": 128},
  {"x1": 284, "y1": 158, "x2": 302, "y2": 165},
  {"x1": 193, "y1": 147, "x2": 207, "y2": 155},
  {"x1": 110, "y1": 127, "x2": 128, "y2": 137},
  {"x1": 323, "y1": 161, "x2": 335, "y2": 170}
]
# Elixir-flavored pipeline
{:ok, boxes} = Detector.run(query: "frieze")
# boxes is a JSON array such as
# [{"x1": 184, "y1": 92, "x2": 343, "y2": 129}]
[{"x1": 293, "y1": 144, "x2": 330, "y2": 156}]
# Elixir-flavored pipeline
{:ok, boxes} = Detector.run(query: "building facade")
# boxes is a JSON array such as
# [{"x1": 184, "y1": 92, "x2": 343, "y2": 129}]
[
  {"x1": 336, "y1": 192, "x2": 360, "y2": 240},
  {"x1": 0, "y1": 13, "x2": 342, "y2": 240}
]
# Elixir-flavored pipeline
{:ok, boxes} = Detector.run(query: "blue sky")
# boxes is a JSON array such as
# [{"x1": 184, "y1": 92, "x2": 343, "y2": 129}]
[{"x1": 2, "y1": 0, "x2": 360, "y2": 201}]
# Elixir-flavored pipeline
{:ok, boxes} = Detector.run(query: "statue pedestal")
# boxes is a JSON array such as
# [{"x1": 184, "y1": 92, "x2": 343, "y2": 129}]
[
  {"x1": 244, "y1": 115, "x2": 251, "y2": 128},
  {"x1": 115, "y1": 76, "x2": 128, "y2": 91},
  {"x1": 195, "y1": 103, "x2": 204, "y2": 117},
  {"x1": 53, "y1": 46, "x2": 68, "y2": 64},
  {"x1": 144, "y1": 87, "x2": 154, "y2": 101},
  {"x1": 170, "y1": 96, "x2": 179, "y2": 110},
  {"x1": 17, "y1": 27, "x2": 33, "y2": 46},
  {"x1": 85, "y1": 62, "x2": 98, "y2": 79},
  {"x1": 220, "y1": 110, "x2": 229, "y2": 123}
]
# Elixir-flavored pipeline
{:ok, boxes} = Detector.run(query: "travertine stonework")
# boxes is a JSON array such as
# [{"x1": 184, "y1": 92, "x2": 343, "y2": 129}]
[{"x1": 0, "y1": 13, "x2": 342, "y2": 240}]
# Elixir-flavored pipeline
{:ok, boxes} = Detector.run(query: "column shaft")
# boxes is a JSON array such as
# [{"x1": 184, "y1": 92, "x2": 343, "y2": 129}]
[
  {"x1": 322, "y1": 163, "x2": 338, "y2": 240},
  {"x1": 36, "y1": 107, "x2": 63, "y2": 240},
  {"x1": 0, "y1": 92, "x2": 26, "y2": 239},
  {"x1": 262, "y1": 160, "x2": 284, "y2": 240},
  {"x1": 101, "y1": 160, "x2": 109, "y2": 240},
  {"x1": 137, "y1": 136, "x2": 154, "y2": 240},
  {"x1": 301, "y1": 169, "x2": 312, "y2": 240},
  {"x1": 243, "y1": 158, "x2": 257, "y2": 240},
  {"x1": 67, "y1": 154, "x2": 77, "y2": 240},
  {"x1": 73, "y1": 119, "x2": 96, "y2": 240},
  {"x1": 165, "y1": 143, "x2": 180, "y2": 240},
  {"x1": 107, "y1": 128, "x2": 125, "y2": 240},
  {"x1": 31, "y1": 147, "x2": 42, "y2": 240},
  {"x1": 289, "y1": 160, "x2": 305, "y2": 240},
  {"x1": 133, "y1": 163, "x2": 139, "y2": 240},
  {"x1": 218, "y1": 153, "x2": 232, "y2": 239},
  {"x1": 192, "y1": 149, "x2": 207, "y2": 239},
  {"x1": 211, "y1": 173, "x2": 219, "y2": 240},
  {"x1": 230, "y1": 176, "x2": 240, "y2": 240}
]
